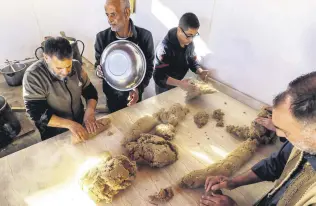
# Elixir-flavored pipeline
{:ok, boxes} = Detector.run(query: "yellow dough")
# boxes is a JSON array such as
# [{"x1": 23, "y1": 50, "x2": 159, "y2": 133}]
[
  {"x1": 185, "y1": 79, "x2": 217, "y2": 101},
  {"x1": 72, "y1": 118, "x2": 112, "y2": 144},
  {"x1": 226, "y1": 108, "x2": 277, "y2": 145},
  {"x1": 124, "y1": 134, "x2": 178, "y2": 168},
  {"x1": 149, "y1": 187, "x2": 174, "y2": 203},
  {"x1": 178, "y1": 139, "x2": 258, "y2": 189},
  {"x1": 80, "y1": 154, "x2": 137, "y2": 203},
  {"x1": 194, "y1": 111, "x2": 210, "y2": 128},
  {"x1": 153, "y1": 103, "x2": 190, "y2": 126},
  {"x1": 121, "y1": 115, "x2": 159, "y2": 145},
  {"x1": 212, "y1": 109, "x2": 225, "y2": 127},
  {"x1": 155, "y1": 124, "x2": 176, "y2": 140}
]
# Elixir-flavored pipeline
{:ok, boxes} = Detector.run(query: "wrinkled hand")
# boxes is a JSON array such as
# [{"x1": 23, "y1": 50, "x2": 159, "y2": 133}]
[
  {"x1": 68, "y1": 121, "x2": 88, "y2": 143},
  {"x1": 255, "y1": 117, "x2": 276, "y2": 132},
  {"x1": 200, "y1": 194, "x2": 237, "y2": 206},
  {"x1": 179, "y1": 79, "x2": 197, "y2": 91},
  {"x1": 83, "y1": 108, "x2": 100, "y2": 134},
  {"x1": 128, "y1": 88, "x2": 139, "y2": 106},
  {"x1": 205, "y1": 176, "x2": 236, "y2": 192}
]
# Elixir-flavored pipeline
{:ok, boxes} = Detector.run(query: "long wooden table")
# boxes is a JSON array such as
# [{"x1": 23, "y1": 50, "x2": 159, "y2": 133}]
[{"x1": 0, "y1": 88, "x2": 281, "y2": 206}]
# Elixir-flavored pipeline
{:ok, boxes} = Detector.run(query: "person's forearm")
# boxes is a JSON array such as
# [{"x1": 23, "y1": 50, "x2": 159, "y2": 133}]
[
  {"x1": 196, "y1": 67, "x2": 203, "y2": 74},
  {"x1": 48, "y1": 115, "x2": 74, "y2": 129},
  {"x1": 231, "y1": 170, "x2": 262, "y2": 189},
  {"x1": 166, "y1": 76, "x2": 181, "y2": 87},
  {"x1": 86, "y1": 99, "x2": 97, "y2": 112}
]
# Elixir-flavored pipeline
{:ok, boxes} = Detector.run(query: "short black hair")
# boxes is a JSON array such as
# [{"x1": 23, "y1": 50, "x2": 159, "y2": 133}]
[
  {"x1": 273, "y1": 71, "x2": 316, "y2": 122},
  {"x1": 44, "y1": 37, "x2": 73, "y2": 60},
  {"x1": 179, "y1": 12, "x2": 200, "y2": 31}
]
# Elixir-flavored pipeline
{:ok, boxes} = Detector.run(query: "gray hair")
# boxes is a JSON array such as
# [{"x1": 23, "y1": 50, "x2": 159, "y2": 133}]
[
  {"x1": 106, "y1": 0, "x2": 130, "y2": 10},
  {"x1": 121, "y1": 0, "x2": 130, "y2": 9}
]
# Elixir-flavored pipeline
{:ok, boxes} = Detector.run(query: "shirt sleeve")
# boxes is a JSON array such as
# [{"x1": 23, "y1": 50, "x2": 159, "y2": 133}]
[
  {"x1": 81, "y1": 69, "x2": 98, "y2": 101},
  {"x1": 188, "y1": 49, "x2": 201, "y2": 73},
  {"x1": 23, "y1": 73, "x2": 54, "y2": 130},
  {"x1": 137, "y1": 32, "x2": 155, "y2": 93},
  {"x1": 252, "y1": 141, "x2": 293, "y2": 182},
  {"x1": 94, "y1": 33, "x2": 104, "y2": 69},
  {"x1": 154, "y1": 43, "x2": 172, "y2": 87}
]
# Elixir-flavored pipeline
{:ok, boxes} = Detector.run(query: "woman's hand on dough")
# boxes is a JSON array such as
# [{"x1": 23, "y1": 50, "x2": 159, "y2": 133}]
[
  {"x1": 200, "y1": 194, "x2": 237, "y2": 206},
  {"x1": 205, "y1": 176, "x2": 235, "y2": 192}
]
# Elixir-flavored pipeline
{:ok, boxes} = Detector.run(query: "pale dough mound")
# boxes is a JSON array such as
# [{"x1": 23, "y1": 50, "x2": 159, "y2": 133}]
[
  {"x1": 194, "y1": 111, "x2": 210, "y2": 128},
  {"x1": 186, "y1": 79, "x2": 217, "y2": 101},
  {"x1": 124, "y1": 134, "x2": 178, "y2": 168},
  {"x1": 122, "y1": 115, "x2": 159, "y2": 145},
  {"x1": 80, "y1": 154, "x2": 137, "y2": 203},
  {"x1": 149, "y1": 187, "x2": 174, "y2": 203},
  {"x1": 154, "y1": 124, "x2": 176, "y2": 140},
  {"x1": 153, "y1": 103, "x2": 190, "y2": 126}
]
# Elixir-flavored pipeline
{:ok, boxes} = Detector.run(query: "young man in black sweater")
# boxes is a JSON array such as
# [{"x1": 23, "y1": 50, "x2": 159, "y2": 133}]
[{"x1": 154, "y1": 13, "x2": 210, "y2": 95}]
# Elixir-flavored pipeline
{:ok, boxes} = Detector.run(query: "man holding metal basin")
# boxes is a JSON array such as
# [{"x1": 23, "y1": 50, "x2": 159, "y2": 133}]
[
  {"x1": 154, "y1": 13, "x2": 211, "y2": 95},
  {"x1": 95, "y1": 0, "x2": 154, "y2": 113},
  {"x1": 23, "y1": 37, "x2": 99, "y2": 142}
]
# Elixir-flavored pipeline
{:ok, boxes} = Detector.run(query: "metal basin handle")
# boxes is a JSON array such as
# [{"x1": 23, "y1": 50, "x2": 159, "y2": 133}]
[
  {"x1": 35, "y1": 47, "x2": 44, "y2": 60},
  {"x1": 76, "y1": 40, "x2": 85, "y2": 57}
]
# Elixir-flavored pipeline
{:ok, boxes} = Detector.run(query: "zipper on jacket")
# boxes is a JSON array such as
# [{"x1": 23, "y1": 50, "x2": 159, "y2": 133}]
[{"x1": 64, "y1": 78, "x2": 75, "y2": 120}]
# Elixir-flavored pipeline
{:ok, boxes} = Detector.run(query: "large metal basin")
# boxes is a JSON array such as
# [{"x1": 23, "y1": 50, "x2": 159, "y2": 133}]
[{"x1": 99, "y1": 40, "x2": 146, "y2": 91}]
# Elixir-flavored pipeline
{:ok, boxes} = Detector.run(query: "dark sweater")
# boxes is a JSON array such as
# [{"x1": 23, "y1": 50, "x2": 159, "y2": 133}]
[
  {"x1": 153, "y1": 27, "x2": 200, "y2": 88},
  {"x1": 23, "y1": 60, "x2": 98, "y2": 140},
  {"x1": 94, "y1": 19, "x2": 154, "y2": 95},
  {"x1": 252, "y1": 141, "x2": 316, "y2": 205}
]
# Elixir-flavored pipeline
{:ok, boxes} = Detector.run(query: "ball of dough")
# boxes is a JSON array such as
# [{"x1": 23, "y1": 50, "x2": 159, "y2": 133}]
[{"x1": 124, "y1": 134, "x2": 178, "y2": 168}]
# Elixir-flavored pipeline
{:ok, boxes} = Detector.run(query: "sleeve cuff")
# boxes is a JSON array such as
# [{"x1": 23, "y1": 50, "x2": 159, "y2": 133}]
[
  {"x1": 82, "y1": 83, "x2": 98, "y2": 101},
  {"x1": 38, "y1": 108, "x2": 54, "y2": 128},
  {"x1": 251, "y1": 161, "x2": 270, "y2": 181}
]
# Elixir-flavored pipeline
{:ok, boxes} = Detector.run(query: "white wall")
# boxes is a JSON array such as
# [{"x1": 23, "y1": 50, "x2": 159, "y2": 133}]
[
  {"x1": 0, "y1": 0, "x2": 41, "y2": 62},
  {"x1": 2, "y1": 0, "x2": 316, "y2": 104},
  {"x1": 203, "y1": 0, "x2": 316, "y2": 104},
  {"x1": 0, "y1": 0, "x2": 107, "y2": 63},
  {"x1": 134, "y1": 0, "x2": 316, "y2": 104}
]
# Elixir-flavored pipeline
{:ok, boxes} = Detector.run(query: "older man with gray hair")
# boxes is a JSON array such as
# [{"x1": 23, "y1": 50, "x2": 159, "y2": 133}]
[
  {"x1": 202, "y1": 72, "x2": 316, "y2": 206},
  {"x1": 95, "y1": 0, "x2": 154, "y2": 113}
]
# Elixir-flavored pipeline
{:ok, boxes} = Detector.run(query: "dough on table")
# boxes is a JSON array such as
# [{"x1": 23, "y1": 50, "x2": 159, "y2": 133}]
[
  {"x1": 149, "y1": 187, "x2": 174, "y2": 203},
  {"x1": 194, "y1": 111, "x2": 210, "y2": 128},
  {"x1": 154, "y1": 124, "x2": 176, "y2": 140},
  {"x1": 121, "y1": 115, "x2": 159, "y2": 145},
  {"x1": 153, "y1": 103, "x2": 189, "y2": 126},
  {"x1": 212, "y1": 109, "x2": 225, "y2": 127},
  {"x1": 185, "y1": 79, "x2": 217, "y2": 101},
  {"x1": 124, "y1": 134, "x2": 178, "y2": 168},
  {"x1": 72, "y1": 117, "x2": 112, "y2": 144},
  {"x1": 80, "y1": 153, "x2": 137, "y2": 203}
]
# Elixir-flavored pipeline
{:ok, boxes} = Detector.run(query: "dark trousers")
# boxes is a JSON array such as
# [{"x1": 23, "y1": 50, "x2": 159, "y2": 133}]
[
  {"x1": 155, "y1": 84, "x2": 174, "y2": 95},
  {"x1": 103, "y1": 81, "x2": 142, "y2": 113}
]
